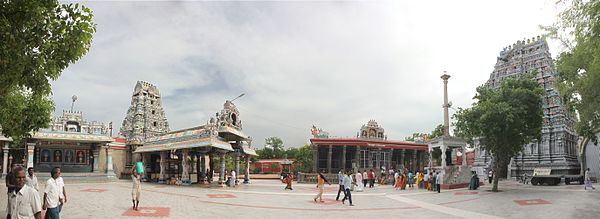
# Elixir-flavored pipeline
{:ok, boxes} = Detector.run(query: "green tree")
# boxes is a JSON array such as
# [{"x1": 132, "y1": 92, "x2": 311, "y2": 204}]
[
  {"x1": 256, "y1": 147, "x2": 274, "y2": 159},
  {"x1": 0, "y1": 1, "x2": 96, "y2": 142},
  {"x1": 453, "y1": 73, "x2": 544, "y2": 192},
  {"x1": 265, "y1": 137, "x2": 285, "y2": 158},
  {"x1": 291, "y1": 144, "x2": 313, "y2": 173},
  {"x1": 544, "y1": 0, "x2": 600, "y2": 174},
  {"x1": 430, "y1": 124, "x2": 444, "y2": 139}
]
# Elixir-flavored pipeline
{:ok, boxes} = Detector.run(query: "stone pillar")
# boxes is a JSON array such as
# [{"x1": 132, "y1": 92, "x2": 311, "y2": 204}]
[
  {"x1": 26, "y1": 143, "x2": 35, "y2": 169},
  {"x1": 327, "y1": 145, "x2": 332, "y2": 173},
  {"x1": 375, "y1": 148, "x2": 381, "y2": 170},
  {"x1": 462, "y1": 146, "x2": 467, "y2": 166},
  {"x1": 92, "y1": 147, "x2": 100, "y2": 173},
  {"x1": 412, "y1": 150, "x2": 417, "y2": 171},
  {"x1": 441, "y1": 73, "x2": 451, "y2": 136},
  {"x1": 341, "y1": 146, "x2": 346, "y2": 171},
  {"x1": 389, "y1": 148, "x2": 395, "y2": 170},
  {"x1": 2, "y1": 144, "x2": 9, "y2": 177},
  {"x1": 158, "y1": 151, "x2": 166, "y2": 184},
  {"x1": 312, "y1": 144, "x2": 318, "y2": 173},
  {"x1": 244, "y1": 155, "x2": 250, "y2": 184},
  {"x1": 141, "y1": 153, "x2": 149, "y2": 181},
  {"x1": 400, "y1": 149, "x2": 406, "y2": 169},
  {"x1": 441, "y1": 145, "x2": 447, "y2": 169},
  {"x1": 219, "y1": 153, "x2": 226, "y2": 185},
  {"x1": 181, "y1": 149, "x2": 190, "y2": 185},
  {"x1": 208, "y1": 154, "x2": 214, "y2": 183},
  {"x1": 132, "y1": 145, "x2": 141, "y2": 163},
  {"x1": 368, "y1": 148, "x2": 373, "y2": 169},
  {"x1": 105, "y1": 144, "x2": 116, "y2": 177},
  {"x1": 199, "y1": 154, "x2": 206, "y2": 183},
  {"x1": 354, "y1": 146, "x2": 360, "y2": 169},
  {"x1": 234, "y1": 153, "x2": 240, "y2": 185}
]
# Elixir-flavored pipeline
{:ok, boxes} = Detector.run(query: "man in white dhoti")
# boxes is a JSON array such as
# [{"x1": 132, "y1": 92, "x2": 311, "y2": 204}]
[{"x1": 354, "y1": 171, "x2": 364, "y2": 192}]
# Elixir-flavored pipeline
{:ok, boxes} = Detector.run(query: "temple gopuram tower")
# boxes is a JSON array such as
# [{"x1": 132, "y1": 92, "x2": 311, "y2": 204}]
[
  {"x1": 473, "y1": 36, "x2": 579, "y2": 177},
  {"x1": 120, "y1": 81, "x2": 170, "y2": 164}
]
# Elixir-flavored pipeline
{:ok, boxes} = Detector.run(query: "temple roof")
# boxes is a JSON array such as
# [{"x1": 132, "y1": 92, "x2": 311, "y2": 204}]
[
  {"x1": 31, "y1": 130, "x2": 113, "y2": 143},
  {"x1": 134, "y1": 137, "x2": 233, "y2": 153}
]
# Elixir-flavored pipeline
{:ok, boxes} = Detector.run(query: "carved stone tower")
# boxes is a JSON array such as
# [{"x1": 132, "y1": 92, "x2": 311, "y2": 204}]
[
  {"x1": 120, "y1": 81, "x2": 170, "y2": 144},
  {"x1": 473, "y1": 36, "x2": 579, "y2": 177}
]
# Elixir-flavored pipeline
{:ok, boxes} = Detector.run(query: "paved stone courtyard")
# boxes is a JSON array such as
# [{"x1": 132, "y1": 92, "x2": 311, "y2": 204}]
[{"x1": 1, "y1": 179, "x2": 599, "y2": 218}]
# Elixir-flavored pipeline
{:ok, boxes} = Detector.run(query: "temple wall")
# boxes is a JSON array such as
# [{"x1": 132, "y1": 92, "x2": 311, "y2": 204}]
[{"x1": 112, "y1": 149, "x2": 127, "y2": 177}]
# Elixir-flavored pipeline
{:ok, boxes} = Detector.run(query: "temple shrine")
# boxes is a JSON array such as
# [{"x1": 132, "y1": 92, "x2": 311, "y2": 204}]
[
  {"x1": 0, "y1": 102, "x2": 126, "y2": 178},
  {"x1": 309, "y1": 120, "x2": 428, "y2": 174},
  {"x1": 474, "y1": 37, "x2": 580, "y2": 178},
  {"x1": 120, "y1": 81, "x2": 257, "y2": 185}
]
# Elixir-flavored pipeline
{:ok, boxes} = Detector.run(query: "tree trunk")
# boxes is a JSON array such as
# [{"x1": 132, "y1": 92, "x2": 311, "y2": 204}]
[{"x1": 492, "y1": 154, "x2": 500, "y2": 192}]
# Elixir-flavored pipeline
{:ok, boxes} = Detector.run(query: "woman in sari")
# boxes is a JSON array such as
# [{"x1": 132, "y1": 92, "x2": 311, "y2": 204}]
[
  {"x1": 284, "y1": 173, "x2": 293, "y2": 190},
  {"x1": 413, "y1": 171, "x2": 421, "y2": 189},
  {"x1": 400, "y1": 173, "x2": 407, "y2": 190}
]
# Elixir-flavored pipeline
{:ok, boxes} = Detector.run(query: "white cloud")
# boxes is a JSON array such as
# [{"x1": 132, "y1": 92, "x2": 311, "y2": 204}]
[{"x1": 50, "y1": 0, "x2": 561, "y2": 148}]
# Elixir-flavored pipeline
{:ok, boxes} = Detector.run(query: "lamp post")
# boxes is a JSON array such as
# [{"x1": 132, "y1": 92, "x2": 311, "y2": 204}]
[{"x1": 230, "y1": 93, "x2": 245, "y2": 103}]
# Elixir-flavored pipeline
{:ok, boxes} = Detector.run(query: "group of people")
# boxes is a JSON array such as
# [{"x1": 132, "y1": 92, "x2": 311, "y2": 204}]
[{"x1": 5, "y1": 165, "x2": 67, "y2": 219}]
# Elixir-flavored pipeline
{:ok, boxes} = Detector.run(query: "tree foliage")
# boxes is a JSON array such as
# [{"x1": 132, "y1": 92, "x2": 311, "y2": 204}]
[
  {"x1": 254, "y1": 137, "x2": 314, "y2": 173},
  {"x1": 552, "y1": 0, "x2": 600, "y2": 140},
  {"x1": 544, "y1": 0, "x2": 600, "y2": 173},
  {"x1": 453, "y1": 73, "x2": 544, "y2": 192},
  {"x1": 0, "y1": 1, "x2": 96, "y2": 142}
]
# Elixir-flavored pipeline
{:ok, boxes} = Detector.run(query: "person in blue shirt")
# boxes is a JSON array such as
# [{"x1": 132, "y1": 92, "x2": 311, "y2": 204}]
[
  {"x1": 335, "y1": 169, "x2": 345, "y2": 201},
  {"x1": 341, "y1": 171, "x2": 357, "y2": 206}
]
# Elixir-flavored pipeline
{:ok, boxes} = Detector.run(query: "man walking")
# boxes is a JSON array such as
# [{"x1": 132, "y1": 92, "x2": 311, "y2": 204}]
[
  {"x1": 341, "y1": 172, "x2": 356, "y2": 206},
  {"x1": 431, "y1": 171, "x2": 437, "y2": 192},
  {"x1": 313, "y1": 171, "x2": 331, "y2": 202},
  {"x1": 584, "y1": 168, "x2": 595, "y2": 190},
  {"x1": 131, "y1": 167, "x2": 142, "y2": 210},
  {"x1": 56, "y1": 173, "x2": 66, "y2": 213},
  {"x1": 43, "y1": 167, "x2": 61, "y2": 219},
  {"x1": 26, "y1": 167, "x2": 39, "y2": 191},
  {"x1": 335, "y1": 169, "x2": 344, "y2": 200},
  {"x1": 6, "y1": 166, "x2": 42, "y2": 219},
  {"x1": 436, "y1": 171, "x2": 442, "y2": 193},
  {"x1": 5, "y1": 164, "x2": 17, "y2": 207},
  {"x1": 362, "y1": 170, "x2": 368, "y2": 188}
]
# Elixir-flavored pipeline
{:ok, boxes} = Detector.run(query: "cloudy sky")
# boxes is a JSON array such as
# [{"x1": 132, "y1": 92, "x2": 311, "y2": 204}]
[{"x1": 51, "y1": 0, "x2": 563, "y2": 148}]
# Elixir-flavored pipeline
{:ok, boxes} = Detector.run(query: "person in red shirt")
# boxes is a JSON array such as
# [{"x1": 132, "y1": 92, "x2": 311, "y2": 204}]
[{"x1": 368, "y1": 169, "x2": 375, "y2": 188}]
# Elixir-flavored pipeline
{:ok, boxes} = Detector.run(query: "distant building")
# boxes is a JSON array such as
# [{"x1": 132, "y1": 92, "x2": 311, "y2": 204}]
[{"x1": 253, "y1": 159, "x2": 295, "y2": 174}]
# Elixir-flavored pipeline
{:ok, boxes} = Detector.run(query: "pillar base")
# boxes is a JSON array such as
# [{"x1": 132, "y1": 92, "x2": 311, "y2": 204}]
[{"x1": 106, "y1": 171, "x2": 116, "y2": 178}]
